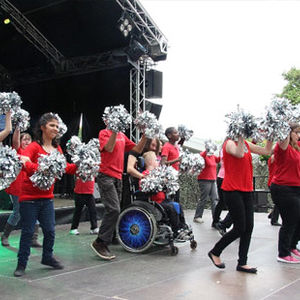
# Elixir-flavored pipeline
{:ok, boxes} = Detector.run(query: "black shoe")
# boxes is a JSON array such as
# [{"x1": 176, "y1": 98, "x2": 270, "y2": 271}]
[
  {"x1": 208, "y1": 251, "x2": 225, "y2": 269},
  {"x1": 271, "y1": 221, "x2": 281, "y2": 226},
  {"x1": 236, "y1": 265, "x2": 257, "y2": 274},
  {"x1": 91, "y1": 240, "x2": 116, "y2": 260},
  {"x1": 41, "y1": 257, "x2": 64, "y2": 269},
  {"x1": 14, "y1": 264, "x2": 25, "y2": 277}
]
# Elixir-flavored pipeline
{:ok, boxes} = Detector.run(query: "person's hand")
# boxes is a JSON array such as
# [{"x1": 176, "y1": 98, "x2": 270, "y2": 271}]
[{"x1": 20, "y1": 155, "x2": 31, "y2": 165}]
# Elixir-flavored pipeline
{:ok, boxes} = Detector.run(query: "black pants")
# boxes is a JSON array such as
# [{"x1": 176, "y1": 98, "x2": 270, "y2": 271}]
[
  {"x1": 71, "y1": 193, "x2": 98, "y2": 230},
  {"x1": 270, "y1": 184, "x2": 300, "y2": 257},
  {"x1": 269, "y1": 189, "x2": 280, "y2": 223},
  {"x1": 213, "y1": 178, "x2": 232, "y2": 228},
  {"x1": 211, "y1": 191, "x2": 254, "y2": 266},
  {"x1": 161, "y1": 201, "x2": 181, "y2": 233}
]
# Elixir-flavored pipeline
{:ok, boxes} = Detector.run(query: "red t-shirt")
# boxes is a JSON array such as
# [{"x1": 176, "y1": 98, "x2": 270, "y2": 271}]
[
  {"x1": 271, "y1": 143, "x2": 300, "y2": 186},
  {"x1": 221, "y1": 140, "x2": 253, "y2": 192},
  {"x1": 198, "y1": 151, "x2": 220, "y2": 180},
  {"x1": 161, "y1": 142, "x2": 180, "y2": 171},
  {"x1": 267, "y1": 157, "x2": 276, "y2": 187},
  {"x1": 141, "y1": 170, "x2": 165, "y2": 203},
  {"x1": 19, "y1": 142, "x2": 77, "y2": 201},
  {"x1": 99, "y1": 129, "x2": 135, "y2": 179},
  {"x1": 74, "y1": 178, "x2": 95, "y2": 194},
  {"x1": 5, "y1": 147, "x2": 25, "y2": 197}
]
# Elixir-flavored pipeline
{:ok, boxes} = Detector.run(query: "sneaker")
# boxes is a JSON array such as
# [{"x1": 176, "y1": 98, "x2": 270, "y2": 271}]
[
  {"x1": 90, "y1": 240, "x2": 116, "y2": 260},
  {"x1": 174, "y1": 229, "x2": 189, "y2": 242},
  {"x1": 14, "y1": 264, "x2": 25, "y2": 277},
  {"x1": 277, "y1": 255, "x2": 300, "y2": 264},
  {"x1": 291, "y1": 249, "x2": 300, "y2": 258},
  {"x1": 41, "y1": 257, "x2": 64, "y2": 269},
  {"x1": 90, "y1": 228, "x2": 99, "y2": 235},
  {"x1": 69, "y1": 229, "x2": 80, "y2": 235},
  {"x1": 193, "y1": 217, "x2": 204, "y2": 224}
]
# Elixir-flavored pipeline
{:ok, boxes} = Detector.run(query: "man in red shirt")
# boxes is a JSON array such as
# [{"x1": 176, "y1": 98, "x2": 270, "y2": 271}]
[
  {"x1": 91, "y1": 128, "x2": 146, "y2": 260},
  {"x1": 161, "y1": 127, "x2": 185, "y2": 202}
]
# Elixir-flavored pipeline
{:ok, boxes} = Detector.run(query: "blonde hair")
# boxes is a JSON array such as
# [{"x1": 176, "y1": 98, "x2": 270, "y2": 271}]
[{"x1": 143, "y1": 151, "x2": 156, "y2": 168}]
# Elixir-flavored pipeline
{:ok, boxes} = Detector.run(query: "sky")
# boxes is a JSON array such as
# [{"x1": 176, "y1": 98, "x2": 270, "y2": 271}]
[{"x1": 141, "y1": 0, "x2": 300, "y2": 141}]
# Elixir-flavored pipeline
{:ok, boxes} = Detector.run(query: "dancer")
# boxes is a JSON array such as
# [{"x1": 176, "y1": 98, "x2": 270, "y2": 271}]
[
  {"x1": 270, "y1": 123, "x2": 300, "y2": 263},
  {"x1": 161, "y1": 127, "x2": 185, "y2": 202},
  {"x1": 212, "y1": 147, "x2": 232, "y2": 235},
  {"x1": 69, "y1": 177, "x2": 98, "y2": 235},
  {"x1": 2, "y1": 131, "x2": 42, "y2": 247},
  {"x1": 208, "y1": 136, "x2": 272, "y2": 273},
  {"x1": 91, "y1": 126, "x2": 146, "y2": 260},
  {"x1": 267, "y1": 154, "x2": 281, "y2": 226},
  {"x1": 14, "y1": 113, "x2": 76, "y2": 277},
  {"x1": 193, "y1": 149, "x2": 220, "y2": 224}
]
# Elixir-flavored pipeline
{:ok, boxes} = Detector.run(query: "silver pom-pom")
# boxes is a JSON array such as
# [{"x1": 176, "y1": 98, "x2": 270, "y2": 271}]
[
  {"x1": 0, "y1": 145, "x2": 22, "y2": 190},
  {"x1": 11, "y1": 108, "x2": 30, "y2": 132},
  {"x1": 67, "y1": 136, "x2": 100, "y2": 182},
  {"x1": 102, "y1": 104, "x2": 132, "y2": 133},
  {"x1": 225, "y1": 109, "x2": 258, "y2": 140},
  {"x1": 134, "y1": 111, "x2": 162, "y2": 139},
  {"x1": 204, "y1": 139, "x2": 217, "y2": 155},
  {"x1": 259, "y1": 98, "x2": 293, "y2": 141},
  {"x1": 53, "y1": 113, "x2": 67, "y2": 138},
  {"x1": 0, "y1": 91, "x2": 22, "y2": 114},
  {"x1": 178, "y1": 124, "x2": 193, "y2": 141},
  {"x1": 30, "y1": 150, "x2": 66, "y2": 190},
  {"x1": 140, "y1": 165, "x2": 179, "y2": 196},
  {"x1": 180, "y1": 149, "x2": 205, "y2": 175}
]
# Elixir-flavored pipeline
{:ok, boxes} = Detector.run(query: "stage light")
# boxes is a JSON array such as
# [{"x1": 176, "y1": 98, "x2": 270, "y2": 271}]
[
  {"x1": 118, "y1": 15, "x2": 133, "y2": 38},
  {"x1": 3, "y1": 18, "x2": 10, "y2": 25}
]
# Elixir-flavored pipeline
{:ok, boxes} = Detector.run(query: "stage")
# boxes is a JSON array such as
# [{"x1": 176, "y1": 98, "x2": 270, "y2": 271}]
[{"x1": 0, "y1": 210, "x2": 299, "y2": 300}]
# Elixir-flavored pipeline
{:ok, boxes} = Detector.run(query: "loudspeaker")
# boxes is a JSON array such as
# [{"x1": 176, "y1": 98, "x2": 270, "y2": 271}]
[
  {"x1": 145, "y1": 100, "x2": 162, "y2": 120},
  {"x1": 145, "y1": 70, "x2": 162, "y2": 99}
]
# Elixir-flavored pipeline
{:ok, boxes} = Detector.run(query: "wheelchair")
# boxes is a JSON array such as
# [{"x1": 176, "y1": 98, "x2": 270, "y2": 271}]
[{"x1": 116, "y1": 174, "x2": 197, "y2": 256}]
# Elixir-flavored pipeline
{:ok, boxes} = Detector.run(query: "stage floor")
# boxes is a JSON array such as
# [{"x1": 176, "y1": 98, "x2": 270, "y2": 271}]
[{"x1": 0, "y1": 210, "x2": 299, "y2": 300}]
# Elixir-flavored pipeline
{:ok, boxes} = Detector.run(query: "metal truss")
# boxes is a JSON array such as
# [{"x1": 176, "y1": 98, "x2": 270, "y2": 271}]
[
  {"x1": 12, "y1": 49, "x2": 129, "y2": 85},
  {"x1": 130, "y1": 60, "x2": 146, "y2": 142},
  {"x1": 0, "y1": 0, "x2": 64, "y2": 65},
  {"x1": 115, "y1": 0, "x2": 168, "y2": 55}
]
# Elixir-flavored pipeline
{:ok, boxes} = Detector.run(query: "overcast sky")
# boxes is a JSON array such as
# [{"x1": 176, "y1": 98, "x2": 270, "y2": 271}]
[{"x1": 141, "y1": 0, "x2": 300, "y2": 140}]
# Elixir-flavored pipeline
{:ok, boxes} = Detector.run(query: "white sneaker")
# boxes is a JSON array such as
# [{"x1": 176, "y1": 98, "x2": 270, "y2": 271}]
[
  {"x1": 70, "y1": 229, "x2": 80, "y2": 235},
  {"x1": 193, "y1": 217, "x2": 204, "y2": 224},
  {"x1": 90, "y1": 228, "x2": 99, "y2": 235}
]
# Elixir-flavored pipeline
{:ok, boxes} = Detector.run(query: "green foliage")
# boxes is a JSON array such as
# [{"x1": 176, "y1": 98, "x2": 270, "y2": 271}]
[{"x1": 278, "y1": 67, "x2": 300, "y2": 105}]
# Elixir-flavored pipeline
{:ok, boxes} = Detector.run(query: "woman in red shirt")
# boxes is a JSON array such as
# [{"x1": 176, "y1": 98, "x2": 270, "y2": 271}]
[
  {"x1": 14, "y1": 113, "x2": 76, "y2": 277},
  {"x1": 208, "y1": 136, "x2": 272, "y2": 273},
  {"x1": 270, "y1": 123, "x2": 300, "y2": 264}
]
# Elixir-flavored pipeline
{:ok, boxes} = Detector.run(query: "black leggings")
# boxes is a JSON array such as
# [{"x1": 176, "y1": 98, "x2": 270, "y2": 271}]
[
  {"x1": 211, "y1": 191, "x2": 254, "y2": 266},
  {"x1": 270, "y1": 184, "x2": 300, "y2": 257}
]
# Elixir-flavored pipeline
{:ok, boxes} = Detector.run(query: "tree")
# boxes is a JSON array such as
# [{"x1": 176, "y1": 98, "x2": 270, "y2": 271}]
[{"x1": 278, "y1": 67, "x2": 300, "y2": 105}]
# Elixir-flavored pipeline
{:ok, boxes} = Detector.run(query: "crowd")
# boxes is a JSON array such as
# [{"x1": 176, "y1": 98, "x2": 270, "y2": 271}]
[{"x1": 0, "y1": 98, "x2": 300, "y2": 279}]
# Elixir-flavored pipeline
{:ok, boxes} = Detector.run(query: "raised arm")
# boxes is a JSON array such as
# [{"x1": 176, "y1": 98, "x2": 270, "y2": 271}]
[
  {"x1": 103, "y1": 131, "x2": 117, "y2": 152},
  {"x1": 248, "y1": 140, "x2": 273, "y2": 156},
  {"x1": 0, "y1": 111, "x2": 12, "y2": 142},
  {"x1": 225, "y1": 137, "x2": 245, "y2": 158},
  {"x1": 12, "y1": 127, "x2": 20, "y2": 150},
  {"x1": 131, "y1": 135, "x2": 147, "y2": 154}
]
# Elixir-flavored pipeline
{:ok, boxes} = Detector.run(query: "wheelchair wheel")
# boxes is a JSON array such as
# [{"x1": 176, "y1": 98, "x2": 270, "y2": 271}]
[
  {"x1": 170, "y1": 246, "x2": 179, "y2": 256},
  {"x1": 190, "y1": 240, "x2": 197, "y2": 250},
  {"x1": 117, "y1": 206, "x2": 157, "y2": 253}
]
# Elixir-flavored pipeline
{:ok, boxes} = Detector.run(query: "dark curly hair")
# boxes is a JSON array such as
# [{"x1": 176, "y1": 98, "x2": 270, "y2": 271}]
[{"x1": 34, "y1": 113, "x2": 59, "y2": 147}]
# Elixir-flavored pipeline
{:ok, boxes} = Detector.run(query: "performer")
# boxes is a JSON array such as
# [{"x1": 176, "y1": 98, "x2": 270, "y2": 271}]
[
  {"x1": 69, "y1": 177, "x2": 98, "y2": 235},
  {"x1": 193, "y1": 150, "x2": 220, "y2": 224},
  {"x1": 161, "y1": 127, "x2": 185, "y2": 202},
  {"x1": 14, "y1": 113, "x2": 76, "y2": 277},
  {"x1": 267, "y1": 154, "x2": 281, "y2": 226},
  {"x1": 91, "y1": 127, "x2": 146, "y2": 260},
  {"x1": 270, "y1": 123, "x2": 300, "y2": 263},
  {"x1": 208, "y1": 136, "x2": 272, "y2": 273},
  {"x1": 2, "y1": 131, "x2": 42, "y2": 247}
]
